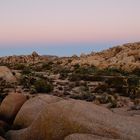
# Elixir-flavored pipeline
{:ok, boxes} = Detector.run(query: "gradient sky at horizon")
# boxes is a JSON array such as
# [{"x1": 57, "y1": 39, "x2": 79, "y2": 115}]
[{"x1": 0, "y1": 0, "x2": 140, "y2": 56}]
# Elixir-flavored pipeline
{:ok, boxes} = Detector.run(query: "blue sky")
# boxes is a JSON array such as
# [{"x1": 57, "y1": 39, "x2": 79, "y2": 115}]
[{"x1": 0, "y1": 40, "x2": 132, "y2": 57}]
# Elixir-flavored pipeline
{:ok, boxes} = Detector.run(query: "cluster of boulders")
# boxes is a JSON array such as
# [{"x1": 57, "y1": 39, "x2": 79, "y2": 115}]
[
  {"x1": 0, "y1": 93, "x2": 28, "y2": 139},
  {"x1": 0, "y1": 93, "x2": 140, "y2": 140},
  {"x1": 70, "y1": 42, "x2": 140, "y2": 72},
  {"x1": 0, "y1": 52, "x2": 46, "y2": 65}
]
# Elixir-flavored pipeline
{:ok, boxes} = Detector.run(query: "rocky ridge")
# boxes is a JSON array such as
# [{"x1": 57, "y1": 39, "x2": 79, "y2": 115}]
[
  {"x1": 0, "y1": 42, "x2": 140, "y2": 72},
  {"x1": 70, "y1": 42, "x2": 140, "y2": 71},
  {"x1": 0, "y1": 52, "x2": 57, "y2": 64}
]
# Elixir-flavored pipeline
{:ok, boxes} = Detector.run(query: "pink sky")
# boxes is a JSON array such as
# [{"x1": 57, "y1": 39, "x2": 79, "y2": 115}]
[{"x1": 0, "y1": 0, "x2": 140, "y2": 45}]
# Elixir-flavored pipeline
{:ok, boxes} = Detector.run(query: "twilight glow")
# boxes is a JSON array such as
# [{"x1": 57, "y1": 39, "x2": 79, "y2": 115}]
[{"x1": 0, "y1": 0, "x2": 140, "y2": 56}]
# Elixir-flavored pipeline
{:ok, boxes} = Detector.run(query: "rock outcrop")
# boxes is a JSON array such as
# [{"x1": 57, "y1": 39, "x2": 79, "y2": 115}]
[
  {"x1": 0, "y1": 52, "x2": 57, "y2": 65},
  {"x1": 71, "y1": 42, "x2": 140, "y2": 71},
  {"x1": 0, "y1": 66, "x2": 17, "y2": 83},
  {"x1": 6, "y1": 98, "x2": 140, "y2": 140}
]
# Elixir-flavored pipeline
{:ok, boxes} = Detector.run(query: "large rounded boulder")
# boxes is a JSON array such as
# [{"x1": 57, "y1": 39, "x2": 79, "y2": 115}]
[
  {"x1": 13, "y1": 94, "x2": 62, "y2": 129},
  {"x1": 0, "y1": 66, "x2": 17, "y2": 83},
  {"x1": 6, "y1": 98, "x2": 140, "y2": 140},
  {"x1": 0, "y1": 93, "x2": 27, "y2": 122}
]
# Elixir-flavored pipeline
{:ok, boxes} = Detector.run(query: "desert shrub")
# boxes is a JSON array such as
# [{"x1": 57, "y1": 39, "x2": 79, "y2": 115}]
[
  {"x1": 22, "y1": 67, "x2": 32, "y2": 75},
  {"x1": 96, "y1": 68, "x2": 128, "y2": 76},
  {"x1": 60, "y1": 73, "x2": 69, "y2": 80},
  {"x1": 94, "y1": 83, "x2": 108, "y2": 93},
  {"x1": 91, "y1": 76, "x2": 104, "y2": 81},
  {"x1": 73, "y1": 64, "x2": 80, "y2": 69},
  {"x1": 0, "y1": 63, "x2": 11, "y2": 68},
  {"x1": 30, "y1": 85, "x2": 37, "y2": 94},
  {"x1": 127, "y1": 76, "x2": 140, "y2": 87},
  {"x1": 42, "y1": 61, "x2": 54, "y2": 70},
  {"x1": 34, "y1": 79, "x2": 53, "y2": 93},
  {"x1": 74, "y1": 65, "x2": 98, "y2": 75},
  {"x1": 20, "y1": 75, "x2": 31, "y2": 88},
  {"x1": 80, "y1": 92, "x2": 95, "y2": 101},
  {"x1": 20, "y1": 74, "x2": 36, "y2": 88},
  {"x1": 108, "y1": 95, "x2": 117, "y2": 108},
  {"x1": 59, "y1": 68, "x2": 71, "y2": 79},
  {"x1": 0, "y1": 78, "x2": 6, "y2": 93},
  {"x1": 14, "y1": 63, "x2": 26, "y2": 70},
  {"x1": 69, "y1": 73, "x2": 104, "y2": 82},
  {"x1": 31, "y1": 65, "x2": 42, "y2": 72},
  {"x1": 75, "y1": 67, "x2": 88, "y2": 74},
  {"x1": 105, "y1": 77, "x2": 126, "y2": 88},
  {"x1": 58, "y1": 86, "x2": 63, "y2": 91},
  {"x1": 69, "y1": 73, "x2": 81, "y2": 81},
  {"x1": 96, "y1": 94, "x2": 109, "y2": 104},
  {"x1": 132, "y1": 68, "x2": 140, "y2": 76},
  {"x1": 70, "y1": 85, "x2": 95, "y2": 102},
  {"x1": 104, "y1": 68, "x2": 121, "y2": 75},
  {"x1": 69, "y1": 65, "x2": 101, "y2": 81},
  {"x1": 70, "y1": 92, "x2": 95, "y2": 102}
]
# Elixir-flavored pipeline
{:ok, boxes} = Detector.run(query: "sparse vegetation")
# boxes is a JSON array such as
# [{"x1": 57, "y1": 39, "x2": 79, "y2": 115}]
[
  {"x1": 22, "y1": 67, "x2": 32, "y2": 75},
  {"x1": 14, "y1": 63, "x2": 26, "y2": 70},
  {"x1": 34, "y1": 79, "x2": 53, "y2": 93},
  {"x1": 0, "y1": 43, "x2": 140, "y2": 108}
]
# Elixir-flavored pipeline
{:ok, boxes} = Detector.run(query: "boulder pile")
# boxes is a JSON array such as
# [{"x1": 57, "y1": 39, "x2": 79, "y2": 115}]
[{"x1": 0, "y1": 93, "x2": 139, "y2": 140}]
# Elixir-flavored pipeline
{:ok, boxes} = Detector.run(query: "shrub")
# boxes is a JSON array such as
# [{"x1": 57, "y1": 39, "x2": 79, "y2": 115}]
[
  {"x1": 22, "y1": 67, "x2": 32, "y2": 75},
  {"x1": 69, "y1": 73, "x2": 81, "y2": 81},
  {"x1": 30, "y1": 85, "x2": 37, "y2": 94},
  {"x1": 127, "y1": 76, "x2": 140, "y2": 87},
  {"x1": 96, "y1": 68, "x2": 128, "y2": 76},
  {"x1": 0, "y1": 78, "x2": 6, "y2": 93},
  {"x1": 80, "y1": 92, "x2": 95, "y2": 102},
  {"x1": 70, "y1": 92, "x2": 95, "y2": 102},
  {"x1": 74, "y1": 65, "x2": 98, "y2": 75},
  {"x1": 132, "y1": 68, "x2": 140, "y2": 76},
  {"x1": 14, "y1": 63, "x2": 26, "y2": 70},
  {"x1": 105, "y1": 77, "x2": 126, "y2": 88},
  {"x1": 59, "y1": 68, "x2": 71, "y2": 79},
  {"x1": 42, "y1": 61, "x2": 54, "y2": 70},
  {"x1": 108, "y1": 95, "x2": 117, "y2": 108},
  {"x1": 20, "y1": 75, "x2": 31, "y2": 88},
  {"x1": 73, "y1": 64, "x2": 80, "y2": 69},
  {"x1": 34, "y1": 79, "x2": 53, "y2": 93}
]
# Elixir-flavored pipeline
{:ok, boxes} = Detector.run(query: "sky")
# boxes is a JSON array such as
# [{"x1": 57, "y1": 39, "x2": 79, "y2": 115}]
[{"x1": 0, "y1": 0, "x2": 140, "y2": 56}]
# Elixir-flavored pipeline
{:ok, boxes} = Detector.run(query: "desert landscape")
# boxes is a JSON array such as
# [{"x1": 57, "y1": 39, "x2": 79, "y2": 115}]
[{"x1": 0, "y1": 42, "x2": 140, "y2": 140}]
